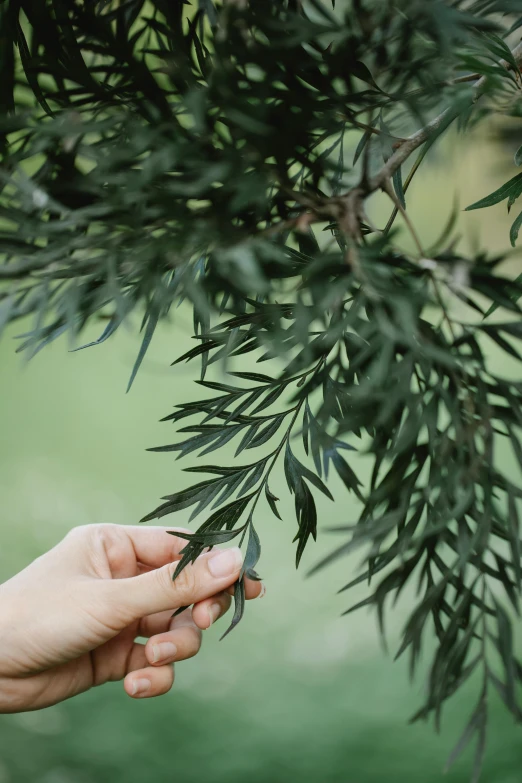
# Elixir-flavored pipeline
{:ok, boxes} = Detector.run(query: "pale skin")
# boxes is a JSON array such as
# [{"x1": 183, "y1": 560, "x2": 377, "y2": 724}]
[{"x1": 0, "y1": 524, "x2": 264, "y2": 713}]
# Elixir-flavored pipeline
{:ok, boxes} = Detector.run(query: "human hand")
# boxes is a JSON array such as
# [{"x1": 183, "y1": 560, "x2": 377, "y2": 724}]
[{"x1": 0, "y1": 524, "x2": 263, "y2": 712}]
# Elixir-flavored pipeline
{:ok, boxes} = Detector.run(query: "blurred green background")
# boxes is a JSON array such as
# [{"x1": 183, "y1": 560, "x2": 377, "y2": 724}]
[{"x1": 1, "y1": 131, "x2": 522, "y2": 783}]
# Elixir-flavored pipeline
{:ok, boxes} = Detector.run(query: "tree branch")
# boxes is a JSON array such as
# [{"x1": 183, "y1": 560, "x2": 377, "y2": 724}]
[
  {"x1": 270, "y1": 40, "x2": 522, "y2": 248},
  {"x1": 368, "y1": 42, "x2": 522, "y2": 193}
]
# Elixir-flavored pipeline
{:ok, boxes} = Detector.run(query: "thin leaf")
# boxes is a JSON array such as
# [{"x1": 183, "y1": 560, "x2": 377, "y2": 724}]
[{"x1": 220, "y1": 577, "x2": 246, "y2": 640}]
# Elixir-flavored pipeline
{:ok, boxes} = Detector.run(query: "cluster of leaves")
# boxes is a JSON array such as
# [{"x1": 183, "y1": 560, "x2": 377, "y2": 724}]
[
  {"x1": 2, "y1": 1, "x2": 522, "y2": 779},
  {"x1": 147, "y1": 237, "x2": 522, "y2": 775}
]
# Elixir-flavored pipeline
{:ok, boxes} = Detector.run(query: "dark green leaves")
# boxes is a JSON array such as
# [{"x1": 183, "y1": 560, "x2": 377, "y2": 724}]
[
  {"x1": 144, "y1": 233, "x2": 522, "y2": 782},
  {"x1": 244, "y1": 523, "x2": 262, "y2": 579},
  {"x1": 220, "y1": 578, "x2": 245, "y2": 641},
  {"x1": 284, "y1": 443, "x2": 326, "y2": 566},
  {"x1": 465, "y1": 173, "x2": 522, "y2": 212},
  {"x1": 284, "y1": 443, "x2": 334, "y2": 503},
  {"x1": 510, "y1": 212, "x2": 522, "y2": 248},
  {"x1": 265, "y1": 485, "x2": 282, "y2": 520}
]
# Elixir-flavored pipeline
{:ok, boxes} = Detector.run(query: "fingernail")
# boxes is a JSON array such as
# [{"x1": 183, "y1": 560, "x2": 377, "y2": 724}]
[
  {"x1": 207, "y1": 602, "x2": 221, "y2": 627},
  {"x1": 151, "y1": 642, "x2": 178, "y2": 664},
  {"x1": 131, "y1": 678, "x2": 151, "y2": 696},
  {"x1": 207, "y1": 547, "x2": 243, "y2": 578},
  {"x1": 258, "y1": 582, "x2": 267, "y2": 599}
]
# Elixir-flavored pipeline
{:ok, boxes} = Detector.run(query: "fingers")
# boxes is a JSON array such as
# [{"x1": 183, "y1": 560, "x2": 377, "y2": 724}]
[
  {"x1": 138, "y1": 576, "x2": 264, "y2": 638},
  {"x1": 226, "y1": 578, "x2": 266, "y2": 601},
  {"x1": 191, "y1": 590, "x2": 232, "y2": 630},
  {"x1": 140, "y1": 594, "x2": 229, "y2": 667},
  {"x1": 139, "y1": 592, "x2": 231, "y2": 667},
  {"x1": 137, "y1": 608, "x2": 176, "y2": 638},
  {"x1": 145, "y1": 613, "x2": 203, "y2": 666},
  {"x1": 142, "y1": 590, "x2": 231, "y2": 665},
  {"x1": 124, "y1": 664, "x2": 174, "y2": 699},
  {"x1": 123, "y1": 642, "x2": 175, "y2": 699},
  {"x1": 245, "y1": 578, "x2": 265, "y2": 600},
  {"x1": 116, "y1": 547, "x2": 243, "y2": 620}
]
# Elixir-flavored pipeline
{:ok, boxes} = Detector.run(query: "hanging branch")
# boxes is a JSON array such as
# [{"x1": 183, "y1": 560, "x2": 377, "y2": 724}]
[{"x1": 2, "y1": 3, "x2": 522, "y2": 780}]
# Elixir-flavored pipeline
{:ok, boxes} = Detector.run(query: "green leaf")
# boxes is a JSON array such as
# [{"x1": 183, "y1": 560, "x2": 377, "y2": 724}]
[
  {"x1": 393, "y1": 166, "x2": 406, "y2": 210},
  {"x1": 510, "y1": 212, "x2": 522, "y2": 247},
  {"x1": 293, "y1": 482, "x2": 318, "y2": 567},
  {"x1": 243, "y1": 523, "x2": 261, "y2": 577},
  {"x1": 465, "y1": 173, "x2": 522, "y2": 212},
  {"x1": 199, "y1": 495, "x2": 253, "y2": 532},
  {"x1": 332, "y1": 451, "x2": 364, "y2": 502},
  {"x1": 265, "y1": 484, "x2": 282, "y2": 520},
  {"x1": 284, "y1": 443, "x2": 334, "y2": 501},
  {"x1": 127, "y1": 297, "x2": 161, "y2": 392},
  {"x1": 220, "y1": 577, "x2": 245, "y2": 640},
  {"x1": 170, "y1": 527, "x2": 246, "y2": 545},
  {"x1": 229, "y1": 371, "x2": 275, "y2": 384},
  {"x1": 493, "y1": 601, "x2": 516, "y2": 711},
  {"x1": 353, "y1": 128, "x2": 372, "y2": 166},
  {"x1": 482, "y1": 272, "x2": 522, "y2": 320}
]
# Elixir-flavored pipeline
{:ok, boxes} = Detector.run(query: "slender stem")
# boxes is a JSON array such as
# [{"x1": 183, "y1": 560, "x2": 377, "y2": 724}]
[
  {"x1": 369, "y1": 106, "x2": 458, "y2": 192},
  {"x1": 383, "y1": 144, "x2": 431, "y2": 235},
  {"x1": 431, "y1": 273, "x2": 457, "y2": 343},
  {"x1": 382, "y1": 179, "x2": 424, "y2": 257}
]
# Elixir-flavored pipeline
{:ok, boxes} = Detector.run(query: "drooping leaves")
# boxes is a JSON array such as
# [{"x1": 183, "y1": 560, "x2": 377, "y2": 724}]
[{"x1": 2, "y1": 2, "x2": 522, "y2": 781}]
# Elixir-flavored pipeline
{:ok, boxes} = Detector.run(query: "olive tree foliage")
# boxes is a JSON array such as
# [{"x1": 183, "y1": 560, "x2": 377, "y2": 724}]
[{"x1": 1, "y1": 0, "x2": 522, "y2": 776}]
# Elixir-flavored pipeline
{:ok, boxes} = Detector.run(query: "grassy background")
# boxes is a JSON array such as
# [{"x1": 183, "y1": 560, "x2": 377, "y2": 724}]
[{"x1": 1, "y1": 131, "x2": 522, "y2": 783}]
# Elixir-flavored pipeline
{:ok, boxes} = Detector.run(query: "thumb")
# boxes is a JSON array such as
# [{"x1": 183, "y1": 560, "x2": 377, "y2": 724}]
[{"x1": 115, "y1": 547, "x2": 243, "y2": 619}]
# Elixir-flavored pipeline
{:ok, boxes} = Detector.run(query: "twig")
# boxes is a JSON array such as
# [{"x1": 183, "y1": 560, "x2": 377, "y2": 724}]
[
  {"x1": 368, "y1": 106, "x2": 456, "y2": 192},
  {"x1": 383, "y1": 146, "x2": 429, "y2": 235},
  {"x1": 369, "y1": 42, "x2": 522, "y2": 192},
  {"x1": 236, "y1": 43, "x2": 522, "y2": 250},
  {"x1": 381, "y1": 178, "x2": 424, "y2": 257}
]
